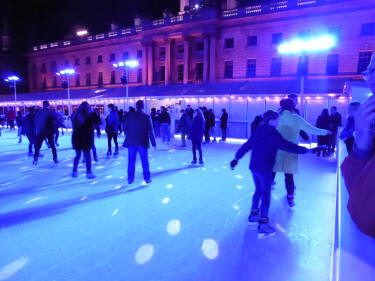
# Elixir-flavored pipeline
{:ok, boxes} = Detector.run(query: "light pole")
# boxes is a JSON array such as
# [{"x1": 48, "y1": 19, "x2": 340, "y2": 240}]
[
  {"x1": 56, "y1": 68, "x2": 76, "y2": 116},
  {"x1": 113, "y1": 60, "x2": 139, "y2": 110},
  {"x1": 277, "y1": 34, "x2": 336, "y2": 118},
  {"x1": 4, "y1": 75, "x2": 20, "y2": 102}
]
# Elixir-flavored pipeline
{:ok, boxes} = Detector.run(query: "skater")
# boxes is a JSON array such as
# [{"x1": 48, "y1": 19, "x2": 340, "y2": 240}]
[
  {"x1": 219, "y1": 108, "x2": 228, "y2": 142},
  {"x1": 7, "y1": 109, "x2": 16, "y2": 130},
  {"x1": 272, "y1": 99, "x2": 330, "y2": 207},
  {"x1": 341, "y1": 53, "x2": 375, "y2": 239},
  {"x1": 328, "y1": 106, "x2": 342, "y2": 155},
  {"x1": 191, "y1": 109, "x2": 205, "y2": 165},
  {"x1": 251, "y1": 115, "x2": 263, "y2": 135},
  {"x1": 179, "y1": 109, "x2": 191, "y2": 147},
  {"x1": 123, "y1": 100, "x2": 156, "y2": 184},
  {"x1": 105, "y1": 104, "x2": 119, "y2": 156},
  {"x1": 160, "y1": 106, "x2": 171, "y2": 142},
  {"x1": 287, "y1": 93, "x2": 309, "y2": 142},
  {"x1": 33, "y1": 101, "x2": 58, "y2": 165},
  {"x1": 22, "y1": 107, "x2": 37, "y2": 156},
  {"x1": 208, "y1": 109, "x2": 217, "y2": 142},
  {"x1": 340, "y1": 102, "x2": 360, "y2": 154},
  {"x1": 16, "y1": 111, "x2": 23, "y2": 143},
  {"x1": 230, "y1": 110, "x2": 309, "y2": 238},
  {"x1": 202, "y1": 107, "x2": 210, "y2": 144},
  {"x1": 71, "y1": 101, "x2": 98, "y2": 179},
  {"x1": 315, "y1": 109, "x2": 330, "y2": 156},
  {"x1": 93, "y1": 108, "x2": 101, "y2": 137}
]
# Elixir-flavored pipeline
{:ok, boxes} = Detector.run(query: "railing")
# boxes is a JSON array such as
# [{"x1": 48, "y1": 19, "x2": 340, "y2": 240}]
[
  {"x1": 30, "y1": 0, "x2": 351, "y2": 52},
  {"x1": 331, "y1": 139, "x2": 375, "y2": 281}
]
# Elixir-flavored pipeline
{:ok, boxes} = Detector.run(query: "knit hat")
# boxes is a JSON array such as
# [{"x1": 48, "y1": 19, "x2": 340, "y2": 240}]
[
  {"x1": 280, "y1": 98, "x2": 294, "y2": 111},
  {"x1": 263, "y1": 110, "x2": 279, "y2": 123}
]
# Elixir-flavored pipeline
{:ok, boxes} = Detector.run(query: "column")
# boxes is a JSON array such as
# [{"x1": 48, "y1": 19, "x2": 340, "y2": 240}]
[
  {"x1": 183, "y1": 37, "x2": 190, "y2": 84},
  {"x1": 147, "y1": 43, "x2": 153, "y2": 86},
  {"x1": 203, "y1": 36, "x2": 209, "y2": 83},
  {"x1": 165, "y1": 39, "x2": 171, "y2": 85},
  {"x1": 142, "y1": 45, "x2": 147, "y2": 85},
  {"x1": 209, "y1": 35, "x2": 217, "y2": 82}
]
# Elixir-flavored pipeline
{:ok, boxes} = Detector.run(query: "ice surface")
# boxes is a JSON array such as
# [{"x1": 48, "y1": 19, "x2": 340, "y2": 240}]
[{"x1": 0, "y1": 130, "x2": 337, "y2": 281}]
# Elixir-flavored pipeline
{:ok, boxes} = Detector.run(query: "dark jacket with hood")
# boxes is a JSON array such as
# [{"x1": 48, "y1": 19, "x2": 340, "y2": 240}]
[{"x1": 235, "y1": 124, "x2": 308, "y2": 174}]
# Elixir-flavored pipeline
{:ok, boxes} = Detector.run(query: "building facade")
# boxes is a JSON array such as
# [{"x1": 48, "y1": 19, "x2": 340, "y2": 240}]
[{"x1": 26, "y1": 0, "x2": 375, "y2": 94}]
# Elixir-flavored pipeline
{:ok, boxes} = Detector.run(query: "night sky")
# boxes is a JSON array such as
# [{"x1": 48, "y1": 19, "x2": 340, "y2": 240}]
[{"x1": 2, "y1": 0, "x2": 265, "y2": 51}]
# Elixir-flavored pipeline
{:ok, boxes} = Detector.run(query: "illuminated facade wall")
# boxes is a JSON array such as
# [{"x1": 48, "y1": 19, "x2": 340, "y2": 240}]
[{"x1": 27, "y1": 0, "x2": 375, "y2": 93}]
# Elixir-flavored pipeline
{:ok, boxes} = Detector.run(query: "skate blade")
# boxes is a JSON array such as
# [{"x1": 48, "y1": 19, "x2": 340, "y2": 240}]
[{"x1": 258, "y1": 232, "x2": 276, "y2": 239}]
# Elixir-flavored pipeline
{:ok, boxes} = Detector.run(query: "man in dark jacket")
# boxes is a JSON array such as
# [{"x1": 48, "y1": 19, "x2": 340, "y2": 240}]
[
  {"x1": 33, "y1": 101, "x2": 58, "y2": 165},
  {"x1": 328, "y1": 106, "x2": 342, "y2": 154},
  {"x1": 124, "y1": 100, "x2": 156, "y2": 184},
  {"x1": 179, "y1": 109, "x2": 192, "y2": 147},
  {"x1": 16, "y1": 111, "x2": 23, "y2": 143},
  {"x1": 219, "y1": 108, "x2": 228, "y2": 142},
  {"x1": 22, "y1": 107, "x2": 37, "y2": 156},
  {"x1": 159, "y1": 106, "x2": 171, "y2": 142},
  {"x1": 105, "y1": 104, "x2": 120, "y2": 156},
  {"x1": 231, "y1": 110, "x2": 308, "y2": 238},
  {"x1": 202, "y1": 107, "x2": 210, "y2": 143}
]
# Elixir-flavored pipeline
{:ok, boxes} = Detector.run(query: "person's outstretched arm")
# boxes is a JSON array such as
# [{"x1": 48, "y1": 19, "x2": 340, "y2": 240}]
[{"x1": 275, "y1": 131, "x2": 308, "y2": 154}]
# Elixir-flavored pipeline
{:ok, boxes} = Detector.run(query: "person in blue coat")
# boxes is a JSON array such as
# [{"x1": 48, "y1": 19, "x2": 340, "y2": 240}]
[
  {"x1": 191, "y1": 108, "x2": 205, "y2": 165},
  {"x1": 230, "y1": 110, "x2": 309, "y2": 239},
  {"x1": 105, "y1": 104, "x2": 120, "y2": 156}
]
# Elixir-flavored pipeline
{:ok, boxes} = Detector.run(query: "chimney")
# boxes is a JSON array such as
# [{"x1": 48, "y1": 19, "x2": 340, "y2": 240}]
[
  {"x1": 110, "y1": 22, "x2": 119, "y2": 31},
  {"x1": 134, "y1": 16, "x2": 142, "y2": 26},
  {"x1": 226, "y1": 0, "x2": 238, "y2": 9},
  {"x1": 180, "y1": 0, "x2": 190, "y2": 13}
]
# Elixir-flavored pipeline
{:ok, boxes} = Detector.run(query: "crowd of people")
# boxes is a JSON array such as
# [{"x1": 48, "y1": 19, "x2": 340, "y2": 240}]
[{"x1": 1, "y1": 54, "x2": 374, "y2": 239}]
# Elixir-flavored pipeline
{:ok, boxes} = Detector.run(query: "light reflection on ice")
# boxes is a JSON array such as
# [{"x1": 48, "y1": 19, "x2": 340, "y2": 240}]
[
  {"x1": 201, "y1": 239, "x2": 219, "y2": 260},
  {"x1": 167, "y1": 219, "x2": 181, "y2": 235},
  {"x1": 135, "y1": 244, "x2": 154, "y2": 265},
  {"x1": 162, "y1": 197, "x2": 170, "y2": 204}
]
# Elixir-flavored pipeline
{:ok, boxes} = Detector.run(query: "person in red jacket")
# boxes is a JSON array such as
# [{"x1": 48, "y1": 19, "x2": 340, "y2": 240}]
[{"x1": 341, "y1": 54, "x2": 375, "y2": 239}]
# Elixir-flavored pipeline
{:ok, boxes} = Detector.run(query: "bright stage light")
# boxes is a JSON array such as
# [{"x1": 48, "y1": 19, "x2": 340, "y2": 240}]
[
  {"x1": 4, "y1": 75, "x2": 20, "y2": 82},
  {"x1": 57, "y1": 68, "x2": 76, "y2": 76},
  {"x1": 76, "y1": 30, "x2": 88, "y2": 37},
  {"x1": 278, "y1": 35, "x2": 336, "y2": 54},
  {"x1": 125, "y1": 60, "x2": 139, "y2": 68}
]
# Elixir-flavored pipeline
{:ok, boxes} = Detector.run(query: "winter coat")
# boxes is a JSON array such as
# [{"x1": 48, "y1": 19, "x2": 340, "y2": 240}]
[
  {"x1": 179, "y1": 112, "x2": 192, "y2": 134},
  {"x1": 220, "y1": 112, "x2": 228, "y2": 129},
  {"x1": 316, "y1": 114, "x2": 330, "y2": 146},
  {"x1": 22, "y1": 113, "x2": 36, "y2": 135},
  {"x1": 105, "y1": 110, "x2": 120, "y2": 133},
  {"x1": 159, "y1": 111, "x2": 171, "y2": 125},
  {"x1": 72, "y1": 112, "x2": 99, "y2": 150},
  {"x1": 329, "y1": 113, "x2": 342, "y2": 133},
  {"x1": 274, "y1": 110, "x2": 328, "y2": 174},
  {"x1": 16, "y1": 116, "x2": 23, "y2": 127},
  {"x1": 34, "y1": 108, "x2": 56, "y2": 136},
  {"x1": 340, "y1": 116, "x2": 355, "y2": 141},
  {"x1": 235, "y1": 124, "x2": 308, "y2": 174},
  {"x1": 191, "y1": 115, "x2": 205, "y2": 143},
  {"x1": 207, "y1": 111, "x2": 215, "y2": 127},
  {"x1": 123, "y1": 111, "x2": 156, "y2": 148}
]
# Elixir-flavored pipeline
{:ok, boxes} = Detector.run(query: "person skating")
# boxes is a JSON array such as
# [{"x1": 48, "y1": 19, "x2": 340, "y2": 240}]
[
  {"x1": 287, "y1": 93, "x2": 309, "y2": 142},
  {"x1": 191, "y1": 109, "x2": 205, "y2": 165},
  {"x1": 208, "y1": 109, "x2": 217, "y2": 142},
  {"x1": 123, "y1": 100, "x2": 156, "y2": 184},
  {"x1": 328, "y1": 106, "x2": 342, "y2": 155},
  {"x1": 71, "y1": 102, "x2": 99, "y2": 179},
  {"x1": 160, "y1": 106, "x2": 171, "y2": 142},
  {"x1": 315, "y1": 109, "x2": 330, "y2": 157},
  {"x1": 33, "y1": 101, "x2": 58, "y2": 165},
  {"x1": 22, "y1": 107, "x2": 37, "y2": 156},
  {"x1": 273, "y1": 99, "x2": 330, "y2": 207},
  {"x1": 219, "y1": 108, "x2": 228, "y2": 142},
  {"x1": 230, "y1": 110, "x2": 309, "y2": 238},
  {"x1": 178, "y1": 109, "x2": 192, "y2": 147},
  {"x1": 202, "y1": 107, "x2": 210, "y2": 144},
  {"x1": 16, "y1": 111, "x2": 23, "y2": 143},
  {"x1": 340, "y1": 102, "x2": 361, "y2": 154},
  {"x1": 105, "y1": 104, "x2": 120, "y2": 156}
]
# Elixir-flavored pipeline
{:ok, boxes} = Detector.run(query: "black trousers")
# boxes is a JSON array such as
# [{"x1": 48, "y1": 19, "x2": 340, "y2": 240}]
[
  {"x1": 272, "y1": 172, "x2": 295, "y2": 196},
  {"x1": 192, "y1": 141, "x2": 203, "y2": 161},
  {"x1": 73, "y1": 149, "x2": 92, "y2": 173},
  {"x1": 344, "y1": 137, "x2": 355, "y2": 155},
  {"x1": 34, "y1": 134, "x2": 57, "y2": 161},
  {"x1": 204, "y1": 125, "x2": 210, "y2": 143},
  {"x1": 221, "y1": 127, "x2": 227, "y2": 140},
  {"x1": 107, "y1": 132, "x2": 118, "y2": 152},
  {"x1": 26, "y1": 133, "x2": 36, "y2": 153}
]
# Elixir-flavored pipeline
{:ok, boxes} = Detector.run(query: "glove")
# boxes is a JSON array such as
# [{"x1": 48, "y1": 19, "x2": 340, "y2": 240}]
[{"x1": 230, "y1": 159, "x2": 238, "y2": 170}]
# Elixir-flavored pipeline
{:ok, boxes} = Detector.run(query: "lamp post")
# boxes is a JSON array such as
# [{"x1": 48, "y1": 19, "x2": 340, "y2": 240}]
[
  {"x1": 277, "y1": 34, "x2": 336, "y2": 118},
  {"x1": 56, "y1": 68, "x2": 76, "y2": 116},
  {"x1": 4, "y1": 75, "x2": 20, "y2": 102},
  {"x1": 113, "y1": 60, "x2": 139, "y2": 110}
]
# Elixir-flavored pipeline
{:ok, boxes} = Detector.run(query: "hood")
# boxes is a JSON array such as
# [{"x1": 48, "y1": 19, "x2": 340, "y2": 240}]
[{"x1": 253, "y1": 124, "x2": 276, "y2": 138}]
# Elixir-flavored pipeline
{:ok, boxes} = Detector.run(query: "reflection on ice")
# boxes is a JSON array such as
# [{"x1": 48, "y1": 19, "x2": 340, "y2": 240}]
[
  {"x1": 167, "y1": 219, "x2": 181, "y2": 235},
  {"x1": 201, "y1": 239, "x2": 219, "y2": 260},
  {"x1": 135, "y1": 244, "x2": 154, "y2": 265}
]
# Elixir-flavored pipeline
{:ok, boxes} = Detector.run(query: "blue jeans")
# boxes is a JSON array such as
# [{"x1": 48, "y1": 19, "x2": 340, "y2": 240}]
[
  {"x1": 127, "y1": 146, "x2": 150, "y2": 182},
  {"x1": 161, "y1": 123, "x2": 170, "y2": 142},
  {"x1": 251, "y1": 171, "x2": 273, "y2": 219}
]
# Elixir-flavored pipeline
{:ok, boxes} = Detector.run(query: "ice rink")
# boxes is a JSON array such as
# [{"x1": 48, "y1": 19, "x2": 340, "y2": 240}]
[{"x1": 0, "y1": 130, "x2": 337, "y2": 281}]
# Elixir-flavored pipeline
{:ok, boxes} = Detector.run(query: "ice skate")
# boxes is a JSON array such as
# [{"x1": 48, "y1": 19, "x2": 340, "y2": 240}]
[
  {"x1": 72, "y1": 171, "x2": 78, "y2": 178},
  {"x1": 287, "y1": 195, "x2": 295, "y2": 207},
  {"x1": 191, "y1": 159, "x2": 197, "y2": 165},
  {"x1": 248, "y1": 209, "x2": 259, "y2": 225},
  {"x1": 114, "y1": 149, "x2": 119, "y2": 156},
  {"x1": 258, "y1": 220, "x2": 276, "y2": 239},
  {"x1": 86, "y1": 172, "x2": 96, "y2": 179}
]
